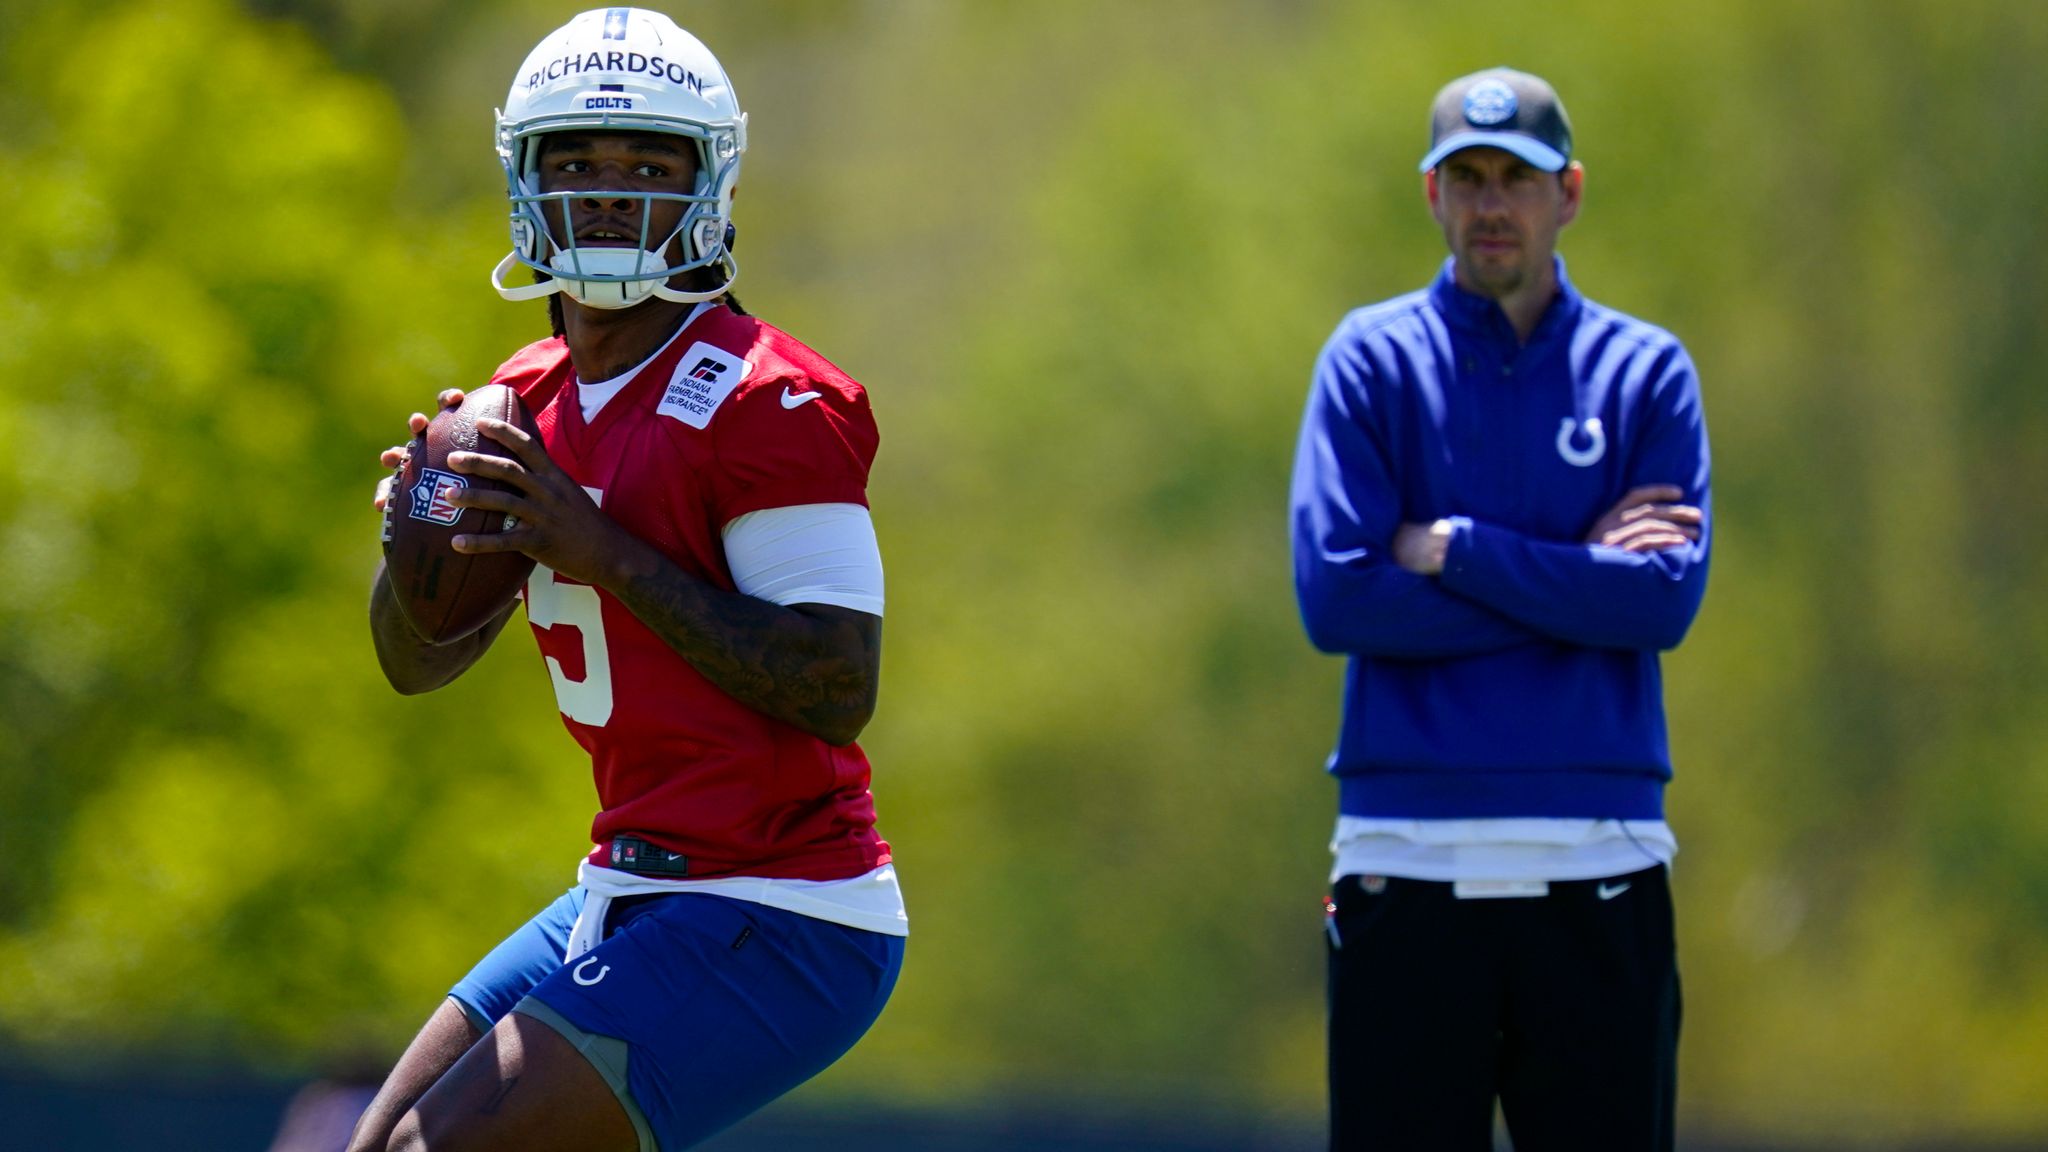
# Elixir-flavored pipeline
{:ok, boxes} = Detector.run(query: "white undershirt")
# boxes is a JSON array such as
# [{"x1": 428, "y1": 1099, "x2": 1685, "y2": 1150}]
[
  {"x1": 574, "y1": 301, "x2": 712, "y2": 421},
  {"x1": 722, "y1": 504, "x2": 885, "y2": 615},
  {"x1": 1331, "y1": 816, "x2": 1675, "y2": 884}
]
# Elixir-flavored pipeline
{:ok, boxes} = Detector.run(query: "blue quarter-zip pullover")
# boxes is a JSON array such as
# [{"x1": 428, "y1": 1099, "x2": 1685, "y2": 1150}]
[{"x1": 1291, "y1": 258, "x2": 1711, "y2": 821}]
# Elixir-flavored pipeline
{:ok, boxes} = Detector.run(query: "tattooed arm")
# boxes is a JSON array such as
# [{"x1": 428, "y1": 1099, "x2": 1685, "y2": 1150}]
[
  {"x1": 439, "y1": 416, "x2": 881, "y2": 745},
  {"x1": 609, "y1": 567, "x2": 880, "y2": 745}
]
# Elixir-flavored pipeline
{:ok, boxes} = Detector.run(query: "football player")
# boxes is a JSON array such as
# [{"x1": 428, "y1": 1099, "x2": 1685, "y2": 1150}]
[{"x1": 357, "y1": 10, "x2": 903, "y2": 1151}]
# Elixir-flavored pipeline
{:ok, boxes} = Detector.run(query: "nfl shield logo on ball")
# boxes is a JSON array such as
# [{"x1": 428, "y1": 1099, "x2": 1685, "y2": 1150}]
[{"x1": 409, "y1": 468, "x2": 468, "y2": 525}]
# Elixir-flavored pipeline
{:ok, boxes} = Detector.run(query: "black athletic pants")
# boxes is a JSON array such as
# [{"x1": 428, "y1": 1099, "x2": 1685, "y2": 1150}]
[{"x1": 1326, "y1": 864, "x2": 1680, "y2": 1152}]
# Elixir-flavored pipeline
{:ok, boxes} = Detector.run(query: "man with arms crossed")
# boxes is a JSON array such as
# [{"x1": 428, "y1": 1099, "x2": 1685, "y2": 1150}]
[
  {"x1": 1290, "y1": 68, "x2": 1710, "y2": 1151},
  {"x1": 353, "y1": 10, "x2": 904, "y2": 1151}
]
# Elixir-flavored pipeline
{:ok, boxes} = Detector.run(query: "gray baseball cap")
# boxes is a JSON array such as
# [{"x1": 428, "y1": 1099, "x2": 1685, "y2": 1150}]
[{"x1": 1419, "y1": 68, "x2": 1574, "y2": 173}]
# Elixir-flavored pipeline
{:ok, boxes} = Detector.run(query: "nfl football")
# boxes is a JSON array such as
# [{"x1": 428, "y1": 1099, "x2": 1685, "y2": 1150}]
[{"x1": 382, "y1": 384, "x2": 541, "y2": 643}]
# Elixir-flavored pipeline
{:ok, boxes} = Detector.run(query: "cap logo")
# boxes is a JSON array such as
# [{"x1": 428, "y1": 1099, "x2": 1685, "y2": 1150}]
[{"x1": 1464, "y1": 80, "x2": 1518, "y2": 126}]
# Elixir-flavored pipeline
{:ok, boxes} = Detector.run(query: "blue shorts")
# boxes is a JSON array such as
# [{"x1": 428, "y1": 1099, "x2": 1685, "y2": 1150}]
[{"x1": 450, "y1": 886, "x2": 904, "y2": 1152}]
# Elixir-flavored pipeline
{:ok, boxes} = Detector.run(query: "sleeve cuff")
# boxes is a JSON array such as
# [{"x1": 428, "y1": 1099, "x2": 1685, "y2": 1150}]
[
  {"x1": 1439, "y1": 516, "x2": 1478, "y2": 580},
  {"x1": 720, "y1": 476, "x2": 869, "y2": 522}
]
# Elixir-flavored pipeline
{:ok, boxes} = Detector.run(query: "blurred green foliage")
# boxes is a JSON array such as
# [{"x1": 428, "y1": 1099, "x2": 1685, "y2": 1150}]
[{"x1": 1, "y1": 0, "x2": 2044, "y2": 1143}]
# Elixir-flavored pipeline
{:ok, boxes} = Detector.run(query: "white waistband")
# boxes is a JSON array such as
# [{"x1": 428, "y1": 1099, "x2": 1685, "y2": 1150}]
[
  {"x1": 564, "y1": 858, "x2": 908, "y2": 961},
  {"x1": 1331, "y1": 816, "x2": 1676, "y2": 884}
]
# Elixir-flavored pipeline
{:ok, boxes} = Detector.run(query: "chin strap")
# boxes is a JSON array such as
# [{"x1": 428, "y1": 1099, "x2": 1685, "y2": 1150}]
[
  {"x1": 492, "y1": 251, "x2": 562, "y2": 302},
  {"x1": 490, "y1": 250, "x2": 740, "y2": 307},
  {"x1": 649, "y1": 252, "x2": 739, "y2": 305}
]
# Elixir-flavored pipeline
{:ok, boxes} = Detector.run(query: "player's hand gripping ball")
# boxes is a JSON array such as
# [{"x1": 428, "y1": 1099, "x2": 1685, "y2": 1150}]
[{"x1": 382, "y1": 385, "x2": 541, "y2": 643}]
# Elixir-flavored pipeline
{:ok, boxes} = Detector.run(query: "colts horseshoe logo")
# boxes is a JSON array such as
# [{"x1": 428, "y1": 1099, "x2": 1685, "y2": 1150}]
[
  {"x1": 573, "y1": 955, "x2": 610, "y2": 986},
  {"x1": 1556, "y1": 417, "x2": 1606, "y2": 467}
]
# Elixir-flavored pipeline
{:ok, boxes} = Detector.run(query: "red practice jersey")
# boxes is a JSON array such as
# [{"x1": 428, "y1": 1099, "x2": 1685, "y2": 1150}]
[{"x1": 489, "y1": 304, "x2": 890, "y2": 881}]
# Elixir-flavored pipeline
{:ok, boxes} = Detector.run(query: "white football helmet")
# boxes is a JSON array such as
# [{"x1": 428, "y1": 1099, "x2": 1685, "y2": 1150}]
[{"x1": 491, "y1": 8, "x2": 747, "y2": 309}]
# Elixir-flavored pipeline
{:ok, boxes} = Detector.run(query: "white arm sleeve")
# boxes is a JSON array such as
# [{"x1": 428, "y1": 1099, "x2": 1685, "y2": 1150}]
[{"x1": 720, "y1": 503, "x2": 885, "y2": 615}]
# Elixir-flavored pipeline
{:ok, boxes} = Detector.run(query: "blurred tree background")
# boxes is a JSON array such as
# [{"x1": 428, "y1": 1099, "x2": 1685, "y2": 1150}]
[{"x1": 1, "y1": 0, "x2": 2044, "y2": 1145}]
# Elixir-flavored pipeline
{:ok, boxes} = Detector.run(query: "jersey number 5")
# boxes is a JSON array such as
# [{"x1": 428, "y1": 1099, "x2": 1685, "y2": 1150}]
[{"x1": 525, "y1": 486, "x2": 613, "y2": 726}]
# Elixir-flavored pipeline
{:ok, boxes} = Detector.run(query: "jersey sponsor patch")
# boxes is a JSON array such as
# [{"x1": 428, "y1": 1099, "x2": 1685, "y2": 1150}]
[
  {"x1": 408, "y1": 468, "x2": 468, "y2": 525},
  {"x1": 657, "y1": 342, "x2": 750, "y2": 428}
]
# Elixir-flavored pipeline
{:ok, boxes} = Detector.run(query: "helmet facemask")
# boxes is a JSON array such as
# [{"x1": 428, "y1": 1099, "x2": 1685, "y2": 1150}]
[{"x1": 497, "y1": 124, "x2": 740, "y2": 309}]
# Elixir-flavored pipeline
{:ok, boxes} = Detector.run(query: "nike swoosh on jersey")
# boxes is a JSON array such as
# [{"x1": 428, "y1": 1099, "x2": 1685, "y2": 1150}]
[{"x1": 781, "y1": 387, "x2": 824, "y2": 409}]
